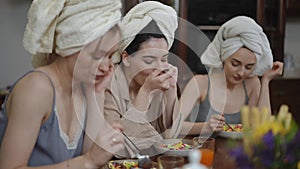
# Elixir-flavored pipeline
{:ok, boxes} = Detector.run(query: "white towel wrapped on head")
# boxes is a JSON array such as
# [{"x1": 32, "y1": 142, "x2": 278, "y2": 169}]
[
  {"x1": 23, "y1": 0, "x2": 122, "y2": 68},
  {"x1": 200, "y1": 16, "x2": 273, "y2": 76},
  {"x1": 119, "y1": 1, "x2": 178, "y2": 53}
]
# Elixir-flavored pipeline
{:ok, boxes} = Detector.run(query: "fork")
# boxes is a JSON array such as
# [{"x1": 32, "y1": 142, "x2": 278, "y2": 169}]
[
  {"x1": 224, "y1": 121, "x2": 235, "y2": 131},
  {"x1": 122, "y1": 132, "x2": 152, "y2": 169}
]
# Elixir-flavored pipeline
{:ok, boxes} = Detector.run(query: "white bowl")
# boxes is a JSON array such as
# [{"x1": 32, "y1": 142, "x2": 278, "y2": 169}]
[{"x1": 218, "y1": 131, "x2": 243, "y2": 139}]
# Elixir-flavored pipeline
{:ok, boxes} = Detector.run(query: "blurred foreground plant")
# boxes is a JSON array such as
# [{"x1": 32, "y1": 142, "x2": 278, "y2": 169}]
[{"x1": 231, "y1": 105, "x2": 300, "y2": 169}]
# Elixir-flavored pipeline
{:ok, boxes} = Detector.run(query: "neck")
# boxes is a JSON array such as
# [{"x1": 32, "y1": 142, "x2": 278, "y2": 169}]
[
  {"x1": 122, "y1": 65, "x2": 141, "y2": 97},
  {"x1": 225, "y1": 77, "x2": 240, "y2": 91},
  {"x1": 51, "y1": 56, "x2": 81, "y2": 95}
]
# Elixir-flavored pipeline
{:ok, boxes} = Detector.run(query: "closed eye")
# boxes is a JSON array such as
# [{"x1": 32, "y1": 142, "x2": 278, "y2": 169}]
[
  {"x1": 231, "y1": 61, "x2": 239, "y2": 67},
  {"x1": 245, "y1": 64, "x2": 255, "y2": 70},
  {"x1": 143, "y1": 56, "x2": 156, "y2": 64}
]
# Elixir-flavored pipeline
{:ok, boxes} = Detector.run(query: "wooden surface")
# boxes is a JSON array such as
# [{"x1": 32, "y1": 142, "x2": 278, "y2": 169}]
[
  {"x1": 150, "y1": 136, "x2": 241, "y2": 169},
  {"x1": 108, "y1": 136, "x2": 242, "y2": 169},
  {"x1": 270, "y1": 78, "x2": 300, "y2": 125},
  {"x1": 212, "y1": 137, "x2": 241, "y2": 169}
]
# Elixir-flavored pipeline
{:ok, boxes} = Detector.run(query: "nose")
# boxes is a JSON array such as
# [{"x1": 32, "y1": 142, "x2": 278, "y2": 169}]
[
  {"x1": 98, "y1": 56, "x2": 111, "y2": 73},
  {"x1": 237, "y1": 66, "x2": 245, "y2": 76}
]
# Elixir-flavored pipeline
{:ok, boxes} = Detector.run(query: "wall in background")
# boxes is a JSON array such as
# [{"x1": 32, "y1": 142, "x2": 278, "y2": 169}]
[
  {"x1": 284, "y1": 17, "x2": 300, "y2": 78},
  {"x1": 0, "y1": 1, "x2": 32, "y2": 88},
  {"x1": 1, "y1": 1, "x2": 300, "y2": 88}
]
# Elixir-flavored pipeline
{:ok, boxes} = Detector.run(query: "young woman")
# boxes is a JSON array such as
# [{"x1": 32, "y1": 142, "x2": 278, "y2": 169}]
[
  {"x1": 104, "y1": 1, "x2": 182, "y2": 157},
  {"x1": 179, "y1": 16, "x2": 283, "y2": 136},
  {"x1": 0, "y1": 0, "x2": 125, "y2": 168}
]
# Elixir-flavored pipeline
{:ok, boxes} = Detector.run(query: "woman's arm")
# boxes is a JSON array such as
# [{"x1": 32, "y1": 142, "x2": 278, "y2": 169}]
[
  {"x1": 161, "y1": 64, "x2": 178, "y2": 128},
  {"x1": 178, "y1": 75, "x2": 204, "y2": 120},
  {"x1": 179, "y1": 121, "x2": 211, "y2": 135},
  {"x1": 258, "y1": 61, "x2": 284, "y2": 114}
]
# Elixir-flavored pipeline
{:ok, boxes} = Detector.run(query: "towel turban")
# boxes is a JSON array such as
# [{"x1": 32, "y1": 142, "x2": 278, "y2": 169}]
[
  {"x1": 119, "y1": 1, "x2": 178, "y2": 53},
  {"x1": 23, "y1": 0, "x2": 122, "y2": 68},
  {"x1": 200, "y1": 16, "x2": 273, "y2": 76}
]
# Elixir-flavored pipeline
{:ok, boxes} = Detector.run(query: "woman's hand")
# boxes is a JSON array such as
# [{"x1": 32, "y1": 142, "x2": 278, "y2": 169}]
[
  {"x1": 262, "y1": 61, "x2": 284, "y2": 83},
  {"x1": 166, "y1": 64, "x2": 178, "y2": 88},
  {"x1": 86, "y1": 122, "x2": 124, "y2": 167},
  {"x1": 95, "y1": 63, "x2": 114, "y2": 92},
  {"x1": 142, "y1": 64, "x2": 177, "y2": 95},
  {"x1": 208, "y1": 114, "x2": 225, "y2": 132}
]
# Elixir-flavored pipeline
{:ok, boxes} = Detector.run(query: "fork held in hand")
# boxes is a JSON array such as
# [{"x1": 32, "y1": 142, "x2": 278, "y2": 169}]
[
  {"x1": 225, "y1": 121, "x2": 235, "y2": 131},
  {"x1": 122, "y1": 132, "x2": 152, "y2": 169}
]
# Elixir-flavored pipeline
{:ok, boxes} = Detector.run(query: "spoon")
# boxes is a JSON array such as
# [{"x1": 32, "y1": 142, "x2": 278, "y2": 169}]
[{"x1": 122, "y1": 132, "x2": 152, "y2": 169}]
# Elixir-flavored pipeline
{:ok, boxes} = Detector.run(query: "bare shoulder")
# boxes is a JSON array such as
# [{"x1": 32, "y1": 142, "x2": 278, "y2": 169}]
[
  {"x1": 12, "y1": 71, "x2": 53, "y2": 96},
  {"x1": 7, "y1": 71, "x2": 54, "y2": 118},
  {"x1": 193, "y1": 74, "x2": 208, "y2": 100},
  {"x1": 194, "y1": 74, "x2": 208, "y2": 86}
]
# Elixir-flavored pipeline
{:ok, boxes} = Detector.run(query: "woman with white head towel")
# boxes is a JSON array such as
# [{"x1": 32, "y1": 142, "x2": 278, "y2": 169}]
[
  {"x1": 104, "y1": 1, "x2": 183, "y2": 157},
  {"x1": 0, "y1": 0, "x2": 125, "y2": 168},
  {"x1": 179, "y1": 16, "x2": 283, "y2": 136}
]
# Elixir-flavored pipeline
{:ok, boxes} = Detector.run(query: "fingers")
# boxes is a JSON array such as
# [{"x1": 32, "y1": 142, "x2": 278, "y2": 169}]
[
  {"x1": 209, "y1": 114, "x2": 225, "y2": 131},
  {"x1": 272, "y1": 61, "x2": 284, "y2": 75},
  {"x1": 109, "y1": 132, "x2": 124, "y2": 146},
  {"x1": 110, "y1": 122, "x2": 124, "y2": 133},
  {"x1": 147, "y1": 69, "x2": 171, "y2": 90},
  {"x1": 95, "y1": 126, "x2": 125, "y2": 154},
  {"x1": 155, "y1": 64, "x2": 178, "y2": 86},
  {"x1": 156, "y1": 69, "x2": 172, "y2": 81},
  {"x1": 168, "y1": 64, "x2": 178, "y2": 80}
]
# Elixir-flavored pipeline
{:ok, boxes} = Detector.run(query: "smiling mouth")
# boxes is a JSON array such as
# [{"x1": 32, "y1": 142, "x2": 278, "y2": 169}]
[
  {"x1": 95, "y1": 75, "x2": 104, "y2": 80},
  {"x1": 233, "y1": 76, "x2": 242, "y2": 81}
]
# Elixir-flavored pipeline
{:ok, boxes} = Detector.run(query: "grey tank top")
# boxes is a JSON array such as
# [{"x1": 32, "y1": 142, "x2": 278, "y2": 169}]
[
  {"x1": 187, "y1": 78, "x2": 249, "y2": 124},
  {"x1": 0, "y1": 71, "x2": 85, "y2": 166}
]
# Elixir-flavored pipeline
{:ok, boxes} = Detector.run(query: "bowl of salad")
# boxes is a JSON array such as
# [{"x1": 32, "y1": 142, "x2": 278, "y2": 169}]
[
  {"x1": 218, "y1": 123, "x2": 243, "y2": 139},
  {"x1": 153, "y1": 139, "x2": 193, "y2": 156}
]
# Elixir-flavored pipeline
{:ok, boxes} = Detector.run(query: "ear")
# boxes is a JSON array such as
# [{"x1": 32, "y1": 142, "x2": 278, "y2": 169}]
[{"x1": 121, "y1": 51, "x2": 130, "y2": 67}]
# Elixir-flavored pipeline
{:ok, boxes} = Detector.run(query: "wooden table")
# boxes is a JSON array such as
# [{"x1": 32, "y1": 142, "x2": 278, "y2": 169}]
[
  {"x1": 109, "y1": 136, "x2": 242, "y2": 169},
  {"x1": 150, "y1": 136, "x2": 242, "y2": 169},
  {"x1": 212, "y1": 137, "x2": 241, "y2": 169}
]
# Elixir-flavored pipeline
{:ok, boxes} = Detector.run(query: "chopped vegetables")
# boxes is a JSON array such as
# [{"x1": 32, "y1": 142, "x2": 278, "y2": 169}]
[
  {"x1": 107, "y1": 161, "x2": 138, "y2": 169},
  {"x1": 160, "y1": 140, "x2": 192, "y2": 150},
  {"x1": 223, "y1": 124, "x2": 243, "y2": 132}
]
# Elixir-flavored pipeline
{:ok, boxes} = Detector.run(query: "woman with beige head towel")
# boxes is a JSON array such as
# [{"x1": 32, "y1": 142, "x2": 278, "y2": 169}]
[
  {"x1": 179, "y1": 16, "x2": 283, "y2": 136},
  {"x1": 104, "y1": 1, "x2": 183, "y2": 157},
  {"x1": 0, "y1": 0, "x2": 125, "y2": 168}
]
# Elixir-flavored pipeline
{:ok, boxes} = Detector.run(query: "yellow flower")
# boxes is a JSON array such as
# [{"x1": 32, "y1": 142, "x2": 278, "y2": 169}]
[
  {"x1": 252, "y1": 121, "x2": 285, "y2": 142},
  {"x1": 252, "y1": 122, "x2": 271, "y2": 141},
  {"x1": 298, "y1": 161, "x2": 300, "y2": 169},
  {"x1": 270, "y1": 121, "x2": 285, "y2": 135}
]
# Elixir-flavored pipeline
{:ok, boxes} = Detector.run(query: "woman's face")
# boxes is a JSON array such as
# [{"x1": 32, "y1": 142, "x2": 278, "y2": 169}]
[
  {"x1": 75, "y1": 28, "x2": 121, "y2": 85},
  {"x1": 124, "y1": 38, "x2": 169, "y2": 86},
  {"x1": 223, "y1": 47, "x2": 257, "y2": 85}
]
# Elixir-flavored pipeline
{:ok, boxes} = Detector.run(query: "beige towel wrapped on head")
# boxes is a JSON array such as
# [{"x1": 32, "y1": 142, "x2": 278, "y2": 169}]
[
  {"x1": 119, "y1": 1, "x2": 178, "y2": 53},
  {"x1": 23, "y1": 0, "x2": 122, "y2": 68},
  {"x1": 200, "y1": 16, "x2": 273, "y2": 76}
]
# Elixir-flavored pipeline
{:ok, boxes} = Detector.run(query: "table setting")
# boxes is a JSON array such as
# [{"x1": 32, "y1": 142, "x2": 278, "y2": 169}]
[{"x1": 103, "y1": 104, "x2": 300, "y2": 169}]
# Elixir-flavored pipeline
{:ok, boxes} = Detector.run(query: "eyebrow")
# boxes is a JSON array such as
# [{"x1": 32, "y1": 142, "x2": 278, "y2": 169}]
[
  {"x1": 142, "y1": 55, "x2": 156, "y2": 59},
  {"x1": 162, "y1": 53, "x2": 169, "y2": 58},
  {"x1": 232, "y1": 58, "x2": 256, "y2": 65}
]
